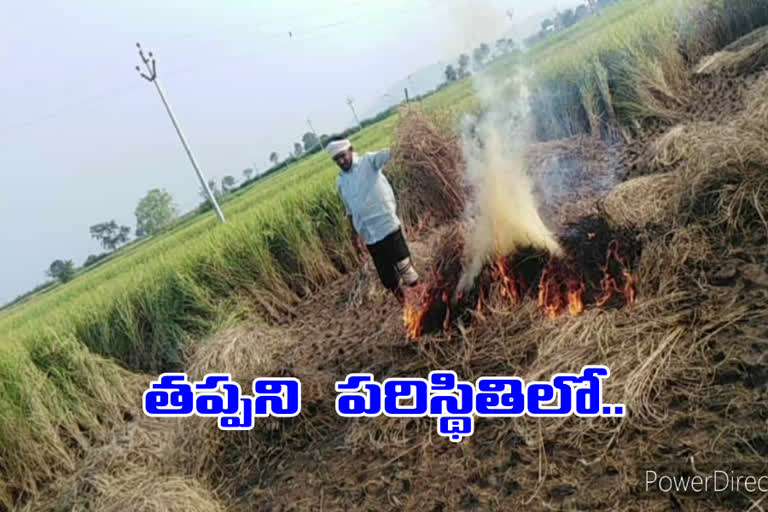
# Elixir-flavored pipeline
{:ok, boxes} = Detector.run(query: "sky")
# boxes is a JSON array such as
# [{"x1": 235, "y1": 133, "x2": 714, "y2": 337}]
[{"x1": 0, "y1": 0, "x2": 573, "y2": 305}]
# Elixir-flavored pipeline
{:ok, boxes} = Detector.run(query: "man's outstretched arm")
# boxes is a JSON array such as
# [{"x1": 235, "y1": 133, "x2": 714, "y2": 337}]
[{"x1": 370, "y1": 148, "x2": 392, "y2": 172}]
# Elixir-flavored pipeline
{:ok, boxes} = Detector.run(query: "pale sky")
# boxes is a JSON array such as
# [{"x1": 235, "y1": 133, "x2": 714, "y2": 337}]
[{"x1": 0, "y1": 0, "x2": 571, "y2": 305}]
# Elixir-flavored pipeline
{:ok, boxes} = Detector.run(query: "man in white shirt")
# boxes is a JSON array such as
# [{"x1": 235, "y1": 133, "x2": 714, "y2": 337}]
[{"x1": 328, "y1": 139, "x2": 419, "y2": 305}]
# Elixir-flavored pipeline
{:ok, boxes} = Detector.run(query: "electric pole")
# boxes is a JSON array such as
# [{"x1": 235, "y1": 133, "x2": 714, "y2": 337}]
[
  {"x1": 307, "y1": 118, "x2": 322, "y2": 151},
  {"x1": 347, "y1": 96, "x2": 362, "y2": 129},
  {"x1": 407, "y1": 74, "x2": 417, "y2": 98},
  {"x1": 135, "y1": 42, "x2": 226, "y2": 224}
]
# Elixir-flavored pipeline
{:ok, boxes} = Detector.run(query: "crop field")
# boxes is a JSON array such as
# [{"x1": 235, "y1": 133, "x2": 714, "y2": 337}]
[{"x1": 3, "y1": 0, "x2": 768, "y2": 510}]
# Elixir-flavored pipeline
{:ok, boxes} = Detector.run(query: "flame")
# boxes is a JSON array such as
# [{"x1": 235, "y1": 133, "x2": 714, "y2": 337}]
[
  {"x1": 494, "y1": 257, "x2": 521, "y2": 304},
  {"x1": 623, "y1": 270, "x2": 636, "y2": 306},
  {"x1": 476, "y1": 288, "x2": 485, "y2": 314},
  {"x1": 596, "y1": 240, "x2": 636, "y2": 308},
  {"x1": 567, "y1": 277, "x2": 586, "y2": 316},
  {"x1": 442, "y1": 291, "x2": 451, "y2": 332},
  {"x1": 538, "y1": 266, "x2": 559, "y2": 319},
  {"x1": 538, "y1": 259, "x2": 585, "y2": 319},
  {"x1": 402, "y1": 233, "x2": 637, "y2": 338},
  {"x1": 403, "y1": 284, "x2": 429, "y2": 340}
]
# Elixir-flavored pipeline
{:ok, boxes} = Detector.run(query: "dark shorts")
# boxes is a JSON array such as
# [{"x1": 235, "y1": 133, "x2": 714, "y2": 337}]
[{"x1": 366, "y1": 228, "x2": 411, "y2": 292}]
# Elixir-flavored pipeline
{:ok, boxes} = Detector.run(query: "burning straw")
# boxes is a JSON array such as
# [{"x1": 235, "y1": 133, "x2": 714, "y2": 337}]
[
  {"x1": 404, "y1": 216, "x2": 640, "y2": 340},
  {"x1": 401, "y1": 70, "x2": 644, "y2": 339}
]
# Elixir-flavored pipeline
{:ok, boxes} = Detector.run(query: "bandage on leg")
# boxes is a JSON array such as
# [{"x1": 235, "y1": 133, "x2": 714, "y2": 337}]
[{"x1": 396, "y1": 258, "x2": 419, "y2": 286}]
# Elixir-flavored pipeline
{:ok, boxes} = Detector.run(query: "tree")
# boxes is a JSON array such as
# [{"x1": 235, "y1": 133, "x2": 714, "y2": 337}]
[
  {"x1": 496, "y1": 39, "x2": 508, "y2": 56},
  {"x1": 444, "y1": 64, "x2": 458, "y2": 82},
  {"x1": 596, "y1": 0, "x2": 619, "y2": 9},
  {"x1": 480, "y1": 43, "x2": 490, "y2": 60},
  {"x1": 84, "y1": 253, "x2": 109, "y2": 267},
  {"x1": 556, "y1": 8, "x2": 577, "y2": 29},
  {"x1": 575, "y1": 4, "x2": 590, "y2": 20},
  {"x1": 47, "y1": 259, "x2": 75, "y2": 283},
  {"x1": 242, "y1": 168, "x2": 254, "y2": 181},
  {"x1": 541, "y1": 18, "x2": 555, "y2": 31},
  {"x1": 135, "y1": 188, "x2": 178, "y2": 237},
  {"x1": 222, "y1": 175, "x2": 237, "y2": 194},
  {"x1": 269, "y1": 152, "x2": 279, "y2": 166},
  {"x1": 495, "y1": 38, "x2": 518, "y2": 57},
  {"x1": 457, "y1": 54, "x2": 471, "y2": 78},
  {"x1": 302, "y1": 132, "x2": 320, "y2": 153},
  {"x1": 472, "y1": 43, "x2": 491, "y2": 70},
  {"x1": 200, "y1": 179, "x2": 222, "y2": 202},
  {"x1": 89, "y1": 220, "x2": 131, "y2": 251},
  {"x1": 293, "y1": 142, "x2": 304, "y2": 158}
]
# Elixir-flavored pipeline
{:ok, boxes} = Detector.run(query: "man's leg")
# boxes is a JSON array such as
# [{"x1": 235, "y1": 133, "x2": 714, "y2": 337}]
[
  {"x1": 388, "y1": 229, "x2": 419, "y2": 287},
  {"x1": 367, "y1": 238, "x2": 404, "y2": 304}
]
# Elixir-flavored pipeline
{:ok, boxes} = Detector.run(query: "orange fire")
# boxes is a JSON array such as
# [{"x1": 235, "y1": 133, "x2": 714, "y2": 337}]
[
  {"x1": 567, "y1": 277, "x2": 586, "y2": 316},
  {"x1": 596, "y1": 240, "x2": 636, "y2": 308},
  {"x1": 403, "y1": 283, "x2": 429, "y2": 340},
  {"x1": 623, "y1": 270, "x2": 636, "y2": 306},
  {"x1": 476, "y1": 288, "x2": 485, "y2": 314},
  {"x1": 494, "y1": 257, "x2": 521, "y2": 304},
  {"x1": 442, "y1": 291, "x2": 452, "y2": 332},
  {"x1": 538, "y1": 260, "x2": 585, "y2": 320},
  {"x1": 402, "y1": 235, "x2": 637, "y2": 338}
]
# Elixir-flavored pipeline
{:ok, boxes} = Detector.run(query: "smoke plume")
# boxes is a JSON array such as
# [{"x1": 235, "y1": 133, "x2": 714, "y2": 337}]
[
  {"x1": 447, "y1": 0, "x2": 509, "y2": 57},
  {"x1": 456, "y1": 69, "x2": 563, "y2": 294}
]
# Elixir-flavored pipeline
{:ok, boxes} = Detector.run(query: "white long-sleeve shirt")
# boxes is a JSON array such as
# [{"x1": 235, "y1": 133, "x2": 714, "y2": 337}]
[{"x1": 336, "y1": 149, "x2": 401, "y2": 245}]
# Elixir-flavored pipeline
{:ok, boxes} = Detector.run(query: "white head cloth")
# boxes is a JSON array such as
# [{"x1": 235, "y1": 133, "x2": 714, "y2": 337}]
[{"x1": 327, "y1": 139, "x2": 352, "y2": 158}]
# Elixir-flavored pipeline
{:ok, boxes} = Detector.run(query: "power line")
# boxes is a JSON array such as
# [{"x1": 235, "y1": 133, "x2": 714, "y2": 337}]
[
  {"x1": 0, "y1": 15, "x2": 386, "y2": 135},
  {"x1": 0, "y1": 84, "x2": 143, "y2": 135},
  {"x1": 160, "y1": 0, "x2": 373, "y2": 46},
  {"x1": 0, "y1": 0, "x2": 468, "y2": 135}
]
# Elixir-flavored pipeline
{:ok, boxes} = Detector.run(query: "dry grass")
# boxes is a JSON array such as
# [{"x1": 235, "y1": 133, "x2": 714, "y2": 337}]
[
  {"x1": 20, "y1": 418, "x2": 224, "y2": 512},
  {"x1": 525, "y1": 135, "x2": 624, "y2": 230},
  {"x1": 648, "y1": 93, "x2": 768, "y2": 240},
  {"x1": 744, "y1": 70, "x2": 768, "y2": 132},
  {"x1": 390, "y1": 106, "x2": 466, "y2": 228},
  {"x1": 696, "y1": 25, "x2": 768, "y2": 75},
  {"x1": 601, "y1": 172, "x2": 683, "y2": 229}
]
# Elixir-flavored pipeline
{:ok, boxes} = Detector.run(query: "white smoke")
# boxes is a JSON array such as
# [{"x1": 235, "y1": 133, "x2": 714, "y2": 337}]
[
  {"x1": 445, "y1": 0, "x2": 510, "y2": 58},
  {"x1": 456, "y1": 68, "x2": 563, "y2": 294}
]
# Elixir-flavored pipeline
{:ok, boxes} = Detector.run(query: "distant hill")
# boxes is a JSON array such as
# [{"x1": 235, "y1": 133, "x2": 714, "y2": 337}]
[
  {"x1": 360, "y1": 60, "x2": 450, "y2": 119},
  {"x1": 360, "y1": 1, "x2": 587, "y2": 121}
]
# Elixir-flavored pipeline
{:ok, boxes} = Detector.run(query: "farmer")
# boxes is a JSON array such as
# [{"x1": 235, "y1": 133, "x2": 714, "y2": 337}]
[{"x1": 328, "y1": 139, "x2": 419, "y2": 305}]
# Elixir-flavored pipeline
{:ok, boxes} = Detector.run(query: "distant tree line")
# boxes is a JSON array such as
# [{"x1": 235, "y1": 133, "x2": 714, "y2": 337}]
[
  {"x1": 444, "y1": 37, "x2": 519, "y2": 84},
  {"x1": 44, "y1": 187, "x2": 182, "y2": 285},
  {"x1": 526, "y1": 0, "x2": 619, "y2": 46}
]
